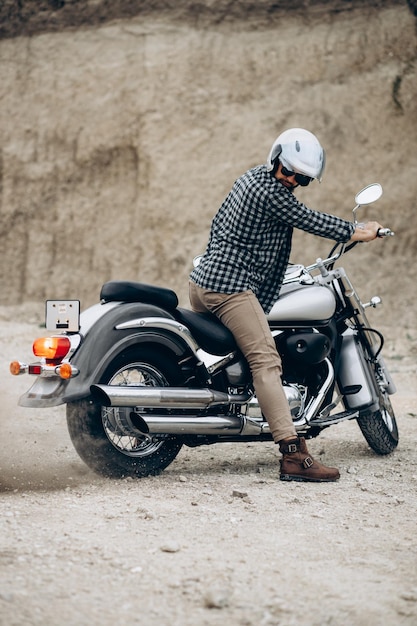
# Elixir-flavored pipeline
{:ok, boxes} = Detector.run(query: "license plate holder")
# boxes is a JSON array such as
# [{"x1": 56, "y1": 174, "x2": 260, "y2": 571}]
[{"x1": 46, "y1": 300, "x2": 80, "y2": 332}]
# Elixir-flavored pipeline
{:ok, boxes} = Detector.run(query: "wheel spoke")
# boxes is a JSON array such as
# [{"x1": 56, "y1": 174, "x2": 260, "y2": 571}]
[
  {"x1": 102, "y1": 362, "x2": 168, "y2": 457},
  {"x1": 66, "y1": 350, "x2": 183, "y2": 478}
]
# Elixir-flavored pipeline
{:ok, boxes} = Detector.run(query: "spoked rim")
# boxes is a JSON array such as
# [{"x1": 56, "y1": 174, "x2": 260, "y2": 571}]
[
  {"x1": 102, "y1": 362, "x2": 168, "y2": 457},
  {"x1": 379, "y1": 392, "x2": 396, "y2": 433}
]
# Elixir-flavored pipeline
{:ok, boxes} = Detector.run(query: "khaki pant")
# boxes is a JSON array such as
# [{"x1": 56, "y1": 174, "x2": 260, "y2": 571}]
[{"x1": 189, "y1": 281, "x2": 297, "y2": 443}]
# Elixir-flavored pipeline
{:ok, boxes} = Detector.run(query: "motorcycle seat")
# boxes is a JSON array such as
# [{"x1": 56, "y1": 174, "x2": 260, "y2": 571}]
[
  {"x1": 100, "y1": 281, "x2": 179, "y2": 311},
  {"x1": 175, "y1": 308, "x2": 237, "y2": 356},
  {"x1": 100, "y1": 281, "x2": 237, "y2": 356}
]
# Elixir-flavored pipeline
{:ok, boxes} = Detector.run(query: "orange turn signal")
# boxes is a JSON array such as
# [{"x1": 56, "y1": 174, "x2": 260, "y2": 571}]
[
  {"x1": 56, "y1": 362, "x2": 74, "y2": 379},
  {"x1": 33, "y1": 336, "x2": 71, "y2": 361},
  {"x1": 10, "y1": 361, "x2": 26, "y2": 376}
]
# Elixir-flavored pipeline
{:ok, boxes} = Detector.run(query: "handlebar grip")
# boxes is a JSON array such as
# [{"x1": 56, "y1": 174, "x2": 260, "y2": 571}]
[{"x1": 377, "y1": 228, "x2": 395, "y2": 237}]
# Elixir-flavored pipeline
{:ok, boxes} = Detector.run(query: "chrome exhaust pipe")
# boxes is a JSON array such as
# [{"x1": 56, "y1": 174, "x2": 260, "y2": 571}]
[
  {"x1": 90, "y1": 384, "x2": 251, "y2": 409},
  {"x1": 90, "y1": 384, "x2": 266, "y2": 438},
  {"x1": 130, "y1": 411, "x2": 267, "y2": 437}
]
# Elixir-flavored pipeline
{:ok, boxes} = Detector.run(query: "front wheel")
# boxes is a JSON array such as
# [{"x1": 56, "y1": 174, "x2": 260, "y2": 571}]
[
  {"x1": 356, "y1": 362, "x2": 399, "y2": 455},
  {"x1": 66, "y1": 347, "x2": 184, "y2": 478}
]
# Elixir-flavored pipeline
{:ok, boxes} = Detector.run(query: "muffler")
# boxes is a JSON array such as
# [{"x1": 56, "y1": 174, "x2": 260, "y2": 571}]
[
  {"x1": 90, "y1": 384, "x2": 266, "y2": 437},
  {"x1": 90, "y1": 384, "x2": 251, "y2": 409},
  {"x1": 129, "y1": 412, "x2": 267, "y2": 437}
]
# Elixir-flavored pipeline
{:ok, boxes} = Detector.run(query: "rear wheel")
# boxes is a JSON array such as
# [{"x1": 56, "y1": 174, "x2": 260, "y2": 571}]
[
  {"x1": 356, "y1": 362, "x2": 399, "y2": 455},
  {"x1": 66, "y1": 347, "x2": 184, "y2": 478}
]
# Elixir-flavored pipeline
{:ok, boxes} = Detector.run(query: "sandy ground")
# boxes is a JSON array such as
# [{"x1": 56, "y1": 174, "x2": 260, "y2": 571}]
[{"x1": 0, "y1": 310, "x2": 416, "y2": 626}]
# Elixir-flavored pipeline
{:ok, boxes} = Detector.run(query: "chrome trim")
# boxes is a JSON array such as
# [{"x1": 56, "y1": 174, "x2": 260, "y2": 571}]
[
  {"x1": 115, "y1": 316, "x2": 200, "y2": 355},
  {"x1": 282, "y1": 264, "x2": 313, "y2": 284},
  {"x1": 195, "y1": 349, "x2": 234, "y2": 373},
  {"x1": 67, "y1": 334, "x2": 81, "y2": 358},
  {"x1": 15, "y1": 357, "x2": 80, "y2": 379},
  {"x1": 91, "y1": 384, "x2": 252, "y2": 409},
  {"x1": 292, "y1": 358, "x2": 335, "y2": 428},
  {"x1": 128, "y1": 413, "x2": 264, "y2": 437},
  {"x1": 205, "y1": 352, "x2": 236, "y2": 375},
  {"x1": 25, "y1": 362, "x2": 60, "y2": 377},
  {"x1": 376, "y1": 355, "x2": 396, "y2": 395},
  {"x1": 363, "y1": 296, "x2": 382, "y2": 310}
]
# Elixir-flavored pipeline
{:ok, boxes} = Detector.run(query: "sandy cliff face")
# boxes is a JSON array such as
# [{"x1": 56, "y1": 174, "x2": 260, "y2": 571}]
[{"x1": 0, "y1": 1, "x2": 416, "y2": 324}]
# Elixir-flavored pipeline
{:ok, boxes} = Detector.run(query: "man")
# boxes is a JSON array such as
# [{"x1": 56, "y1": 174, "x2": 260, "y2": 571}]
[{"x1": 189, "y1": 128, "x2": 383, "y2": 482}]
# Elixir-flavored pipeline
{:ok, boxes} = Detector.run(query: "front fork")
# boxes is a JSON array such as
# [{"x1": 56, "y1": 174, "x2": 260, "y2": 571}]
[{"x1": 335, "y1": 272, "x2": 396, "y2": 411}]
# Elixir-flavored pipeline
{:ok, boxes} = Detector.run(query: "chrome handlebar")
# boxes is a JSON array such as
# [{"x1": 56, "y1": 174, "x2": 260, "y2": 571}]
[{"x1": 377, "y1": 228, "x2": 395, "y2": 237}]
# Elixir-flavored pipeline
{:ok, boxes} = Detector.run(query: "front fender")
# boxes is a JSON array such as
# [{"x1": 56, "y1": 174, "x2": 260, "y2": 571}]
[{"x1": 19, "y1": 302, "x2": 193, "y2": 408}]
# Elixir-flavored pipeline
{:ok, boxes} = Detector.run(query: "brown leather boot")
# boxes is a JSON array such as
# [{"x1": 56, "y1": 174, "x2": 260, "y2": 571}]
[{"x1": 279, "y1": 437, "x2": 340, "y2": 482}]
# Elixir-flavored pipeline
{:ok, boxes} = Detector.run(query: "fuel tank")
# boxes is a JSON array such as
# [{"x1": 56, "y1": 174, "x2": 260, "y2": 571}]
[{"x1": 267, "y1": 283, "x2": 336, "y2": 323}]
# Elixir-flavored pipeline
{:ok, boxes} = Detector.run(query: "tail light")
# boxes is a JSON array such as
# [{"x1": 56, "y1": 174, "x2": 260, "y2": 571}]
[
  {"x1": 32, "y1": 336, "x2": 71, "y2": 363},
  {"x1": 11, "y1": 334, "x2": 79, "y2": 378}
]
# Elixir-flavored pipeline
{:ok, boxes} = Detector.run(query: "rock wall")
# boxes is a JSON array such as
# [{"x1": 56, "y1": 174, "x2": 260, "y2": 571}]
[{"x1": 0, "y1": 1, "x2": 416, "y2": 325}]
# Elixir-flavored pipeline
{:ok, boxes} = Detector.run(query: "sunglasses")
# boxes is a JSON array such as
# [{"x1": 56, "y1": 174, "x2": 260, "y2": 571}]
[{"x1": 280, "y1": 164, "x2": 312, "y2": 187}]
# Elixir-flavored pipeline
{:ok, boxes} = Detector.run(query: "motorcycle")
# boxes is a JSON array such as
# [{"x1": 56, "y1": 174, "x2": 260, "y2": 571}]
[{"x1": 10, "y1": 183, "x2": 398, "y2": 478}]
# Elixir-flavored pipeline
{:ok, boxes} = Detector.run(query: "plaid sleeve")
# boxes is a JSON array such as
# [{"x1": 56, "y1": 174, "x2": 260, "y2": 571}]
[{"x1": 270, "y1": 188, "x2": 355, "y2": 243}]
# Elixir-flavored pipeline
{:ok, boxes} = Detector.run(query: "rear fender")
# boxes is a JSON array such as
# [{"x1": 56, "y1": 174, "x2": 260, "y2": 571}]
[{"x1": 19, "y1": 302, "x2": 194, "y2": 408}]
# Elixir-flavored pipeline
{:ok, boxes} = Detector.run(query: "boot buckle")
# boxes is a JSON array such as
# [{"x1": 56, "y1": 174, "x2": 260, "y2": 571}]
[
  {"x1": 287, "y1": 443, "x2": 298, "y2": 453},
  {"x1": 303, "y1": 456, "x2": 314, "y2": 469}
]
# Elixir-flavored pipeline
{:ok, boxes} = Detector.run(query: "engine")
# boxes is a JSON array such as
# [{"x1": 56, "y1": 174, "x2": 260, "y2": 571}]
[
  {"x1": 245, "y1": 383, "x2": 307, "y2": 421},
  {"x1": 281, "y1": 330, "x2": 332, "y2": 365}
]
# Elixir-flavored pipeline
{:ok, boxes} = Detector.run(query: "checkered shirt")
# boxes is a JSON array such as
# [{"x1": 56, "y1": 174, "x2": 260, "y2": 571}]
[{"x1": 190, "y1": 165, "x2": 355, "y2": 313}]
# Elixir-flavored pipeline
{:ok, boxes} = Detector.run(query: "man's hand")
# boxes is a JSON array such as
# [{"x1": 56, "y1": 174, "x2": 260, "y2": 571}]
[{"x1": 350, "y1": 221, "x2": 383, "y2": 242}]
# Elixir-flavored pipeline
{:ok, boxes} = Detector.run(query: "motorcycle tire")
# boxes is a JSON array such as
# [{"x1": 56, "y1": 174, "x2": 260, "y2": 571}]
[
  {"x1": 66, "y1": 346, "x2": 184, "y2": 478},
  {"x1": 356, "y1": 362, "x2": 399, "y2": 455}
]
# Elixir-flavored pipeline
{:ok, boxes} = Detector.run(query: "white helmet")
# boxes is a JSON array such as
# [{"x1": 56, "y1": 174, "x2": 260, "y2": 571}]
[{"x1": 266, "y1": 128, "x2": 326, "y2": 182}]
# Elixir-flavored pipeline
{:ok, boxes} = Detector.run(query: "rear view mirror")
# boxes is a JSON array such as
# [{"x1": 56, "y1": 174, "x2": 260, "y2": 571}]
[{"x1": 355, "y1": 183, "x2": 383, "y2": 206}]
